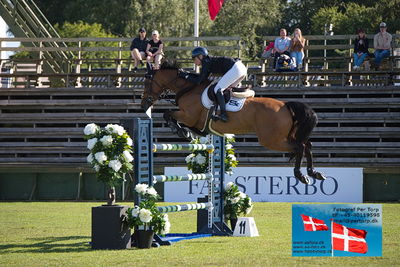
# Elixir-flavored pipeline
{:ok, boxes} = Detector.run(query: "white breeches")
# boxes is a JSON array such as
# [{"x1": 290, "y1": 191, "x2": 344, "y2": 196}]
[{"x1": 214, "y1": 61, "x2": 247, "y2": 93}]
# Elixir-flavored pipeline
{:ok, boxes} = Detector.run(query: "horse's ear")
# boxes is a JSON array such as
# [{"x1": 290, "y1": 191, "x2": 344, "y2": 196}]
[{"x1": 160, "y1": 58, "x2": 180, "y2": 70}]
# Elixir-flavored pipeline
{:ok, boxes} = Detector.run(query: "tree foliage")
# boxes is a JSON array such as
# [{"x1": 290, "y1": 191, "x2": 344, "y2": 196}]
[
  {"x1": 30, "y1": 0, "x2": 399, "y2": 60},
  {"x1": 310, "y1": 2, "x2": 395, "y2": 35},
  {"x1": 55, "y1": 21, "x2": 121, "y2": 67}
]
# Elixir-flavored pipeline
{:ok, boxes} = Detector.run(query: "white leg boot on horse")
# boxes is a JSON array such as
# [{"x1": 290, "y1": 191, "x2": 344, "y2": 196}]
[{"x1": 212, "y1": 89, "x2": 228, "y2": 123}]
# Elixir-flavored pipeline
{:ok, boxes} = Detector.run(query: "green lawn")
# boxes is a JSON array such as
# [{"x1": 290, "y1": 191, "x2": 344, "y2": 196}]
[{"x1": 0, "y1": 202, "x2": 399, "y2": 267}]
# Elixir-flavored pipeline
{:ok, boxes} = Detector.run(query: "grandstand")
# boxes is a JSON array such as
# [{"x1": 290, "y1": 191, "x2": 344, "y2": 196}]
[{"x1": 0, "y1": 35, "x2": 399, "y2": 201}]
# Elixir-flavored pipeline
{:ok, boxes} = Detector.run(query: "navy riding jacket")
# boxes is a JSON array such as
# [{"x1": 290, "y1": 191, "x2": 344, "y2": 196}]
[{"x1": 187, "y1": 56, "x2": 239, "y2": 84}]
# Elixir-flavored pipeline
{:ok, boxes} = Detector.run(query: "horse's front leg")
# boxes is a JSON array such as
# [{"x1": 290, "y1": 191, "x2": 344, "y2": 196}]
[{"x1": 163, "y1": 110, "x2": 192, "y2": 140}]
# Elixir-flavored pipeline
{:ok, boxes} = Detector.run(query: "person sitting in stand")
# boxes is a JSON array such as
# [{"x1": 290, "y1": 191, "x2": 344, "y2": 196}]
[
  {"x1": 373, "y1": 22, "x2": 392, "y2": 70},
  {"x1": 273, "y1": 28, "x2": 291, "y2": 70},
  {"x1": 146, "y1": 30, "x2": 164, "y2": 70},
  {"x1": 353, "y1": 28, "x2": 369, "y2": 70},
  {"x1": 130, "y1": 27, "x2": 148, "y2": 72},
  {"x1": 179, "y1": 47, "x2": 247, "y2": 123}
]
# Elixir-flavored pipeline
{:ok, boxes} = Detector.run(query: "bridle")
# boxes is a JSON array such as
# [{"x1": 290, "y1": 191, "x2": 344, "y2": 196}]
[{"x1": 141, "y1": 71, "x2": 179, "y2": 105}]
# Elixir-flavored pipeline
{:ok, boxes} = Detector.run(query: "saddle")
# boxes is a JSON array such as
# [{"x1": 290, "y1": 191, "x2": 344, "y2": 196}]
[{"x1": 207, "y1": 83, "x2": 255, "y2": 103}]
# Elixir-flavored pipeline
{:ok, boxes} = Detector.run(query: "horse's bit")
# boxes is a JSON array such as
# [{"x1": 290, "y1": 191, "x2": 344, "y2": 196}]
[{"x1": 141, "y1": 74, "x2": 179, "y2": 105}]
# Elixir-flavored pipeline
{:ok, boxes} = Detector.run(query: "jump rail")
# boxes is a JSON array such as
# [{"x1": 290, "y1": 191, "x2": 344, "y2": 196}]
[{"x1": 131, "y1": 118, "x2": 231, "y2": 246}]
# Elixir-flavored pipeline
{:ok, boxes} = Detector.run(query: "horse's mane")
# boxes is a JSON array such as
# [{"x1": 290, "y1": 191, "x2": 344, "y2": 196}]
[{"x1": 160, "y1": 59, "x2": 181, "y2": 70}]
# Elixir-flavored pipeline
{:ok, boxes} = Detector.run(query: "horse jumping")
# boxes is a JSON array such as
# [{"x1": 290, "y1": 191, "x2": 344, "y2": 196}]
[{"x1": 141, "y1": 61, "x2": 326, "y2": 184}]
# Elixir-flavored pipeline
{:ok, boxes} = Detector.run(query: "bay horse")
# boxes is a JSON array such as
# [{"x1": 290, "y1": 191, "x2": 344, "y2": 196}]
[{"x1": 141, "y1": 61, "x2": 326, "y2": 184}]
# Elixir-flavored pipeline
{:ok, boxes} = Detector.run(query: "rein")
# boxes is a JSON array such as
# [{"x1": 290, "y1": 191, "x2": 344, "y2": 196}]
[
  {"x1": 145, "y1": 70, "x2": 197, "y2": 106},
  {"x1": 143, "y1": 74, "x2": 178, "y2": 104}
]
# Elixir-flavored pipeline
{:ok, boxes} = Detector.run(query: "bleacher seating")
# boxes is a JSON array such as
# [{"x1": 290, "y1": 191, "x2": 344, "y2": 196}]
[
  {"x1": 1, "y1": 77, "x2": 399, "y2": 171},
  {"x1": 0, "y1": 36, "x2": 399, "y2": 173}
]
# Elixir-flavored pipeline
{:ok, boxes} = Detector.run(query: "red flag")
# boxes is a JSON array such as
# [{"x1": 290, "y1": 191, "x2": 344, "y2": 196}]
[
  {"x1": 208, "y1": 0, "x2": 224, "y2": 20},
  {"x1": 332, "y1": 222, "x2": 368, "y2": 254},
  {"x1": 301, "y1": 214, "x2": 329, "y2": 231}
]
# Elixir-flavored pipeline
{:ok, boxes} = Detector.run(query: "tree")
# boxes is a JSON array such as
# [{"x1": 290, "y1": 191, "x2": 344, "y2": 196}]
[
  {"x1": 311, "y1": 3, "x2": 385, "y2": 35},
  {"x1": 208, "y1": 0, "x2": 282, "y2": 58},
  {"x1": 55, "y1": 21, "x2": 121, "y2": 67}
]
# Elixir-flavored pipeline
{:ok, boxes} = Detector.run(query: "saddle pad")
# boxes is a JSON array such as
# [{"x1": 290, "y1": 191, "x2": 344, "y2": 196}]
[{"x1": 201, "y1": 85, "x2": 246, "y2": 112}]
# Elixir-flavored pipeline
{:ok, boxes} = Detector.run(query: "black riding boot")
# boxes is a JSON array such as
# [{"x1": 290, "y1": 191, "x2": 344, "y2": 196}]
[{"x1": 212, "y1": 89, "x2": 228, "y2": 123}]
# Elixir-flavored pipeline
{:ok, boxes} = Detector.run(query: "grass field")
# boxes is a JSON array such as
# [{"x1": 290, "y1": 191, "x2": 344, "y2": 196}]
[{"x1": 0, "y1": 202, "x2": 399, "y2": 267}]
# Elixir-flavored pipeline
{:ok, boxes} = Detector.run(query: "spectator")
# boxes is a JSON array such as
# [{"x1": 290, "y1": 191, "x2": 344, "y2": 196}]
[
  {"x1": 261, "y1": 41, "x2": 275, "y2": 59},
  {"x1": 273, "y1": 29, "x2": 291, "y2": 70},
  {"x1": 146, "y1": 30, "x2": 164, "y2": 70},
  {"x1": 353, "y1": 29, "x2": 369, "y2": 70},
  {"x1": 290, "y1": 28, "x2": 306, "y2": 70},
  {"x1": 373, "y1": 22, "x2": 392, "y2": 70},
  {"x1": 130, "y1": 27, "x2": 148, "y2": 72}
]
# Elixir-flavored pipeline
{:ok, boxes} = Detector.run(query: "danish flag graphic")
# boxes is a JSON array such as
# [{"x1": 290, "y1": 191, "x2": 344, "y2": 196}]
[
  {"x1": 332, "y1": 222, "x2": 368, "y2": 254},
  {"x1": 300, "y1": 214, "x2": 329, "y2": 231}
]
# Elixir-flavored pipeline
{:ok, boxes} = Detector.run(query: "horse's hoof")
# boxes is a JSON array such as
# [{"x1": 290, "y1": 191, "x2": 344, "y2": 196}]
[
  {"x1": 295, "y1": 169, "x2": 310, "y2": 184},
  {"x1": 314, "y1": 171, "x2": 327, "y2": 180},
  {"x1": 168, "y1": 124, "x2": 179, "y2": 134},
  {"x1": 307, "y1": 169, "x2": 326, "y2": 180},
  {"x1": 298, "y1": 175, "x2": 310, "y2": 185},
  {"x1": 177, "y1": 128, "x2": 191, "y2": 140}
]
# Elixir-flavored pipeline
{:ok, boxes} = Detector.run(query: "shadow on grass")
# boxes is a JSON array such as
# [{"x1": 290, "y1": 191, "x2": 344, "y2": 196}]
[{"x1": 0, "y1": 236, "x2": 92, "y2": 253}]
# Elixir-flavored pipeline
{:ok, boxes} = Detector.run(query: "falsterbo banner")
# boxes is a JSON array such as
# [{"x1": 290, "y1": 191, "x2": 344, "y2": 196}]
[{"x1": 164, "y1": 167, "x2": 363, "y2": 202}]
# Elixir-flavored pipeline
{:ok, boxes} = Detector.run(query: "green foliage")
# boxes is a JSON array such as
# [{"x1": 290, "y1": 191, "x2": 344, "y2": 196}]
[
  {"x1": 311, "y1": 3, "x2": 381, "y2": 35},
  {"x1": 208, "y1": 0, "x2": 282, "y2": 58},
  {"x1": 9, "y1": 50, "x2": 32, "y2": 59},
  {"x1": 223, "y1": 182, "x2": 253, "y2": 219},
  {"x1": 55, "y1": 21, "x2": 122, "y2": 68},
  {"x1": 186, "y1": 135, "x2": 238, "y2": 175},
  {"x1": 84, "y1": 123, "x2": 133, "y2": 187},
  {"x1": 28, "y1": 0, "x2": 400, "y2": 63},
  {"x1": 126, "y1": 184, "x2": 170, "y2": 235}
]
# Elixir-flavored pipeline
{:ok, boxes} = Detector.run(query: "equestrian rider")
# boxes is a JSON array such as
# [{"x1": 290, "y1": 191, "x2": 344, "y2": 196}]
[{"x1": 179, "y1": 47, "x2": 247, "y2": 122}]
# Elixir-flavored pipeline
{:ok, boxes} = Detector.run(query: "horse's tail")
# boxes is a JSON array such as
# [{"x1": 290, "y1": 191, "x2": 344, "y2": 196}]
[{"x1": 285, "y1": 101, "x2": 318, "y2": 158}]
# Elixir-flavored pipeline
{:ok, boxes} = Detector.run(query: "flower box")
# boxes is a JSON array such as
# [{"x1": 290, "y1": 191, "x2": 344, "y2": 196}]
[{"x1": 91, "y1": 205, "x2": 131, "y2": 249}]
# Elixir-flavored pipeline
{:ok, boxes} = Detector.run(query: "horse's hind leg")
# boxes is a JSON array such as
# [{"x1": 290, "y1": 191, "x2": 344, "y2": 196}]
[
  {"x1": 293, "y1": 143, "x2": 310, "y2": 184},
  {"x1": 305, "y1": 141, "x2": 326, "y2": 180}
]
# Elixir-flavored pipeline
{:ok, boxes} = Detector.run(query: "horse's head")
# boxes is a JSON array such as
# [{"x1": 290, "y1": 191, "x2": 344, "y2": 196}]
[
  {"x1": 141, "y1": 60, "x2": 180, "y2": 111},
  {"x1": 141, "y1": 72, "x2": 162, "y2": 111}
]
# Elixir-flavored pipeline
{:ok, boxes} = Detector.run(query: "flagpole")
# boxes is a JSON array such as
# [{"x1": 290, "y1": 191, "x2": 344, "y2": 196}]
[
  {"x1": 194, "y1": 0, "x2": 199, "y2": 46},
  {"x1": 194, "y1": 0, "x2": 199, "y2": 71},
  {"x1": 331, "y1": 219, "x2": 334, "y2": 257}
]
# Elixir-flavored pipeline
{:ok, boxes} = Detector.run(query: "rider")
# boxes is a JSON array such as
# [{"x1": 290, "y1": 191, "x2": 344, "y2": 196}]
[{"x1": 179, "y1": 47, "x2": 247, "y2": 122}]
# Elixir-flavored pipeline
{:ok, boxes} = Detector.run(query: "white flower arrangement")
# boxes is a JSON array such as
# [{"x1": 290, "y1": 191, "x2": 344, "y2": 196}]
[
  {"x1": 84, "y1": 123, "x2": 133, "y2": 187},
  {"x1": 126, "y1": 184, "x2": 170, "y2": 235},
  {"x1": 223, "y1": 182, "x2": 253, "y2": 219},
  {"x1": 186, "y1": 134, "x2": 239, "y2": 174}
]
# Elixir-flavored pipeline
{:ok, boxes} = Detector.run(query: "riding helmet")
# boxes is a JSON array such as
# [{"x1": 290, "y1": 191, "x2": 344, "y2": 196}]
[{"x1": 192, "y1": 47, "x2": 208, "y2": 58}]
